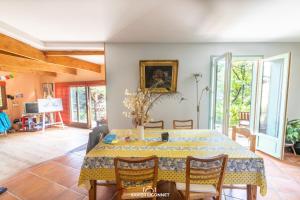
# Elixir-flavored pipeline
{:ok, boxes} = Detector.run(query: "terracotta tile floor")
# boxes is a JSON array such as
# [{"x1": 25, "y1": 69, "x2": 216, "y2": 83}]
[
  {"x1": 0, "y1": 150, "x2": 299, "y2": 200},
  {"x1": 0, "y1": 127, "x2": 89, "y2": 180}
]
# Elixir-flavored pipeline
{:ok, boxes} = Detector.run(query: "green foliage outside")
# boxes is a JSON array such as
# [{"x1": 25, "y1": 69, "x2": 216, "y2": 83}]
[
  {"x1": 229, "y1": 61, "x2": 253, "y2": 126},
  {"x1": 90, "y1": 86, "x2": 106, "y2": 122},
  {"x1": 286, "y1": 119, "x2": 300, "y2": 143},
  {"x1": 70, "y1": 87, "x2": 88, "y2": 123}
]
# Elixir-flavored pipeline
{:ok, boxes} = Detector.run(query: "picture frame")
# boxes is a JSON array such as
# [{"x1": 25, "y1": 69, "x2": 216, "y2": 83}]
[
  {"x1": 0, "y1": 84, "x2": 7, "y2": 110},
  {"x1": 42, "y1": 83, "x2": 54, "y2": 98},
  {"x1": 140, "y1": 60, "x2": 178, "y2": 93}
]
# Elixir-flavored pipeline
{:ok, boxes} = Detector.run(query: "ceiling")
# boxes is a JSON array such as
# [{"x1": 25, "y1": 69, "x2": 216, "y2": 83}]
[{"x1": 0, "y1": 0, "x2": 300, "y2": 48}]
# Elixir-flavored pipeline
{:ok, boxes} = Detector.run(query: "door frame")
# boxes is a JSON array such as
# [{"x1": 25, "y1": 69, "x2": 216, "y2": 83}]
[
  {"x1": 69, "y1": 86, "x2": 89, "y2": 128},
  {"x1": 209, "y1": 53, "x2": 232, "y2": 135}
]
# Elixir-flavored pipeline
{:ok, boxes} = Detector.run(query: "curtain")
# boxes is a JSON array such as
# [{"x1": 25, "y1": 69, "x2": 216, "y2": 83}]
[{"x1": 55, "y1": 84, "x2": 70, "y2": 124}]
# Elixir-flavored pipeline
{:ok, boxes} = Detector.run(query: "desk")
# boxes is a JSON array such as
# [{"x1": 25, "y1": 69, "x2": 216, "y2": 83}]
[{"x1": 78, "y1": 129, "x2": 267, "y2": 200}]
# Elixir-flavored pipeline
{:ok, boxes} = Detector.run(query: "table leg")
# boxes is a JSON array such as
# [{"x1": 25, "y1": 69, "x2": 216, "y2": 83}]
[
  {"x1": 89, "y1": 180, "x2": 96, "y2": 200},
  {"x1": 247, "y1": 185, "x2": 257, "y2": 200}
]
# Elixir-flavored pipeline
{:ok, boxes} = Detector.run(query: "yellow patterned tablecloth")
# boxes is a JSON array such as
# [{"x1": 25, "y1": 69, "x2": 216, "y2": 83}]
[{"x1": 78, "y1": 129, "x2": 267, "y2": 196}]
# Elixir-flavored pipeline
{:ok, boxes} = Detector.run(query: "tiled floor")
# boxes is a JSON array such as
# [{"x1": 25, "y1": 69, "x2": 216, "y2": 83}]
[
  {"x1": 0, "y1": 150, "x2": 300, "y2": 200},
  {"x1": 0, "y1": 149, "x2": 117, "y2": 200},
  {"x1": 255, "y1": 152, "x2": 300, "y2": 200},
  {"x1": 0, "y1": 127, "x2": 89, "y2": 180}
]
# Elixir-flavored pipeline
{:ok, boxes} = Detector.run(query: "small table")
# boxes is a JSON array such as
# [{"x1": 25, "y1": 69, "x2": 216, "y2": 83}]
[
  {"x1": 21, "y1": 114, "x2": 43, "y2": 131},
  {"x1": 78, "y1": 129, "x2": 267, "y2": 200}
]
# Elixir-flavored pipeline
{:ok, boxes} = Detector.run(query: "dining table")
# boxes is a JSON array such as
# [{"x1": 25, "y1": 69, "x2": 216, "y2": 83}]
[{"x1": 78, "y1": 129, "x2": 267, "y2": 200}]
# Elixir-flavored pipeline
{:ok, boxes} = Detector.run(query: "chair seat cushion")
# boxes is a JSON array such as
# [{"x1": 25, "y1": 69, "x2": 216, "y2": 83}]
[
  {"x1": 239, "y1": 120, "x2": 250, "y2": 126},
  {"x1": 176, "y1": 183, "x2": 218, "y2": 195}
]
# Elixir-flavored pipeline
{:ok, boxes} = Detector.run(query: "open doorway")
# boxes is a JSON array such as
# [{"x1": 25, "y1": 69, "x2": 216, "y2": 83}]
[
  {"x1": 89, "y1": 86, "x2": 106, "y2": 128},
  {"x1": 211, "y1": 53, "x2": 291, "y2": 159},
  {"x1": 229, "y1": 57, "x2": 260, "y2": 129},
  {"x1": 210, "y1": 55, "x2": 260, "y2": 135}
]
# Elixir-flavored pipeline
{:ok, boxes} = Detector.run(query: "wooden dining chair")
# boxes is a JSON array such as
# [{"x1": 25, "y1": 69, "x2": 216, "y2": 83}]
[
  {"x1": 173, "y1": 120, "x2": 193, "y2": 129},
  {"x1": 114, "y1": 156, "x2": 159, "y2": 200},
  {"x1": 232, "y1": 126, "x2": 256, "y2": 152},
  {"x1": 223, "y1": 127, "x2": 256, "y2": 192},
  {"x1": 239, "y1": 112, "x2": 250, "y2": 127},
  {"x1": 144, "y1": 120, "x2": 164, "y2": 129},
  {"x1": 176, "y1": 154, "x2": 228, "y2": 200}
]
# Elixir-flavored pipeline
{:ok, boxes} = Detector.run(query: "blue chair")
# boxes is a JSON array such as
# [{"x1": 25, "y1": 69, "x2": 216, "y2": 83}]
[{"x1": 0, "y1": 112, "x2": 11, "y2": 134}]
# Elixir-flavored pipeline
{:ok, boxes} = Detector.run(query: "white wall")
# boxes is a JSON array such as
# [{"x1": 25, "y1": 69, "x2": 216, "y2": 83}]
[{"x1": 105, "y1": 43, "x2": 300, "y2": 129}]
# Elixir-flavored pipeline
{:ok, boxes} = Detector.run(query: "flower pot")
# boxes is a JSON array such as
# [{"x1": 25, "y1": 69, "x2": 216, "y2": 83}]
[
  {"x1": 294, "y1": 142, "x2": 300, "y2": 155},
  {"x1": 137, "y1": 125, "x2": 144, "y2": 140}
]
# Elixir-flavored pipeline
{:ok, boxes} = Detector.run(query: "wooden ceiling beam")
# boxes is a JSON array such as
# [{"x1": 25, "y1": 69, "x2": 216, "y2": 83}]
[
  {"x1": 0, "y1": 33, "x2": 103, "y2": 73},
  {"x1": 44, "y1": 50, "x2": 104, "y2": 56},
  {"x1": 33, "y1": 71, "x2": 57, "y2": 77},
  {"x1": 0, "y1": 33, "x2": 45, "y2": 60},
  {"x1": 46, "y1": 56, "x2": 101, "y2": 73},
  {"x1": 0, "y1": 53, "x2": 77, "y2": 75},
  {"x1": 0, "y1": 66, "x2": 57, "y2": 77}
]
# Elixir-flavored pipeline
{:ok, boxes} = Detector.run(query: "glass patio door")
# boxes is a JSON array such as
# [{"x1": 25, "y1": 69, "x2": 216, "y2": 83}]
[
  {"x1": 254, "y1": 53, "x2": 291, "y2": 159},
  {"x1": 210, "y1": 53, "x2": 232, "y2": 135},
  {"x1": 70, "y1": 86, "x2": 88, "y2": 127},
  {"x1": 89, "y1": 86, "x2": 107, "y2": 128}
]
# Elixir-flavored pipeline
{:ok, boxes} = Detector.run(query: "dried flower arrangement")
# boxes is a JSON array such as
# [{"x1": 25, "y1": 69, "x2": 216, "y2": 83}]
[{"x1": 123, "y1": 81, "x2": 178, "y2": 127}]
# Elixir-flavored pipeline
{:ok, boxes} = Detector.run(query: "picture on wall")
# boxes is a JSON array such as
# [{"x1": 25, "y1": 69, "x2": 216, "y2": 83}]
[
  {"x1": 140, "y1": 60, "x2": 178, "y2": 93},
  {"x1": 42, "y1": 83, "x2": 54, "y2": 98},
  {"x1": 0, "y1": 83, "x2": 7, "y2": 110}
]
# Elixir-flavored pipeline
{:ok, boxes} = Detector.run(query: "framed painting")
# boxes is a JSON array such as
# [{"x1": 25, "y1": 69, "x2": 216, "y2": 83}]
[
  {"x1": 140, "y1": 60, "x2": 178, "y2": 93},
  {"x1": 0, "y1": 83, "x2": 7, "y2": 110},
  {"x1": 42, "y1": 83, "x2": 54, "y2": 98}
]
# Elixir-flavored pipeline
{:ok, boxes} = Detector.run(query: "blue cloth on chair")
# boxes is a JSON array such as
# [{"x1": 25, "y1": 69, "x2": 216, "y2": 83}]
[{"x1": 0, "y1": 112, "x2": 11, "y2": 133}]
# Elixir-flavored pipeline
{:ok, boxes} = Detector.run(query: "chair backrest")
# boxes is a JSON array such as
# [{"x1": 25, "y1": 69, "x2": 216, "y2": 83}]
[
  {"x1": 144, "y1": 121, "x2": 164, "y2": 129},
  {"x1": 173, "y1": 120, "x2": 193, "y2": 129},
  {"x1": 232, "y1": 126, "x2": 256, "y2": 152},
  {"x1": 185, "y1": 155, "x2": 228, "y2": 199},
  {"x1": 86, "y1": 125, "x2": 109, "y2": 153},
  {"x1": 239, "y1": 112, "x2": 250, "y2": 121},
  {"x1": 239, "y1": 112, "x2": 250, "y2": 127},
  {"x1": 114, "y1": 156, "x2": 159, "y2": 199}
]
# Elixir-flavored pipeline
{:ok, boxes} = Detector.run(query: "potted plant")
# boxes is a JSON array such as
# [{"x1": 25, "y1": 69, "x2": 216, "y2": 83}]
[{"x1": 286, "y1": 119, "x2": 300, "y2": 155}]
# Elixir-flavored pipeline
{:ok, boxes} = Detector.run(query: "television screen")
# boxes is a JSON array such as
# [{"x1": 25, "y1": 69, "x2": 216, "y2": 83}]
[{"x1": 24, "y1": 102, "x2": 39, "y2": 114}]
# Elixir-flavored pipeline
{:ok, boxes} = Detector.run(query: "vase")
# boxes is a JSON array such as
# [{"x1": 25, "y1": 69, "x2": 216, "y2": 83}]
[{"x1": 137, "y1": 125, "x2": 145, "y2": 140}]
